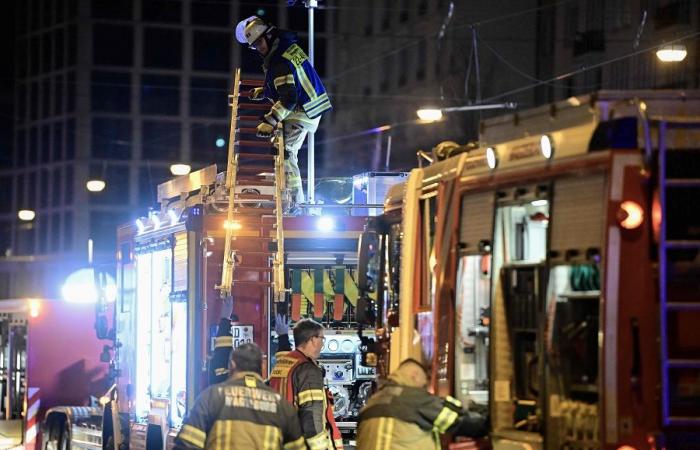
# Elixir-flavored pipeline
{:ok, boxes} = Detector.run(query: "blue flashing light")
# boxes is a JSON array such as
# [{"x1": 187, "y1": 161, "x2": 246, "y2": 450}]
[{"x1": 215, "y1": 138, "x2": 226, "y2": 148}]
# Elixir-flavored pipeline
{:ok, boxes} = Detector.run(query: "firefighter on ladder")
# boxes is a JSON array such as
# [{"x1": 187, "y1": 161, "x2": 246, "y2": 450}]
[
  {"x1": 235, "y1": 15, "x2": 332, "y2": 215},
  {"x1": 269, "y1": 318, "x2": 344, "y2": 450}
]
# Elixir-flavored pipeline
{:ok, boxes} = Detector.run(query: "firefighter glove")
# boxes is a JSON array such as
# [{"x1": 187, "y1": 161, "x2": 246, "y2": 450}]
[
  {"x1": 256, "y1": 121, "x2": 274, "y2": 138},
  {"x1": 248, "y1": 87, "x2": 265, "y2": 101}
]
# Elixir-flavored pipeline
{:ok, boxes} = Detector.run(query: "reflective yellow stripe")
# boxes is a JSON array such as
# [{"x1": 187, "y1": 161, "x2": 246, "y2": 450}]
[
  {"x1": 445, "y1": 395, "x2": 462, "y2": 408},
  {"x1": 262, "y1": 425, "x2": 280, "y2": 450},
  {"x1": 377, "y1": 417, "x2": 394, "y2": 450},
  {"x1": 304, "y1": 93, "x2": 329, "y2": 109},
  {"x1": 274, "y1": 74, "x2": 295, "y2": 88},
  {"x1": 433, "y1": 406, "x2": 459, "y2": 433},
  {"x1": 283, "y1": 436, "x2": 306, "y2": 450},
  {"x1": 214, "y1": 367, "x2": 228, "y2": 376},
  {"x1": 214, "y1": 336, "x2": 233, "y2": 348},
  {"x1": 179, "y1": 424, "x2": 206, "y2": 448},
  {"x1": 244, "y1": 375, "x2": 257, "y2": 388},
  {"x1": 297, "y1": 389, "x2": 325, "y2": 405},
  {"x1": 306, "y1": 432, "x2": 328, "y2": 450},
  {"x1": 271, "y1": 102, "x2": 292, "y2": 122},
  {"x1": 305, "y1": 99, "x2": 331, "y2": 117},
  {"x1": 334, "y1": 438, "x2": 344, "y2": 449}
]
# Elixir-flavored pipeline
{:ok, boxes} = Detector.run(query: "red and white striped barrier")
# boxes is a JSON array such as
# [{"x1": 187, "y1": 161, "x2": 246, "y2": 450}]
[{"x1": 24, "y1": 387, "x2": 40, "y2": 450}]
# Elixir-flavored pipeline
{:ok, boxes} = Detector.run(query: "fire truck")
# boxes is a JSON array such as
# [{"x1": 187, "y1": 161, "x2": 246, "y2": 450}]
[
  {"x1": 0, "y1": 298, "x2": 108, "y2": 450},
  {"x1": 356, "y1": 91, "x2": 700, "y2": 449},
  {"x1": 38, "y1": 70, "x2": 395, "y2": 450}
]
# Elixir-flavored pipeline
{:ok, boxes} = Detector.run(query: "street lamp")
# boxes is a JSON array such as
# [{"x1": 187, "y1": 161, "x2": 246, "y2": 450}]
[
  {"x1": 416, "y1": 102, "x2": 517, "y2": 122},
  {"x1": 86, "y1": 179, "x2": 106, "y2": 192},
  {"x1": 18, "y1": 210, "x2": 35, "y2": 221},
  {"x1": 170, "y1": 164, "x2": 192, "y2": 176},
  {"x1": 656, "y1": 44, "x2": 687, "y2": 62}
]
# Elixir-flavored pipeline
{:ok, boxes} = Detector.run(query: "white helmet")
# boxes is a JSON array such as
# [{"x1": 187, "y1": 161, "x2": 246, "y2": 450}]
[{"x1": 235, "y1": 16, "x2": 274, "y2": 46}]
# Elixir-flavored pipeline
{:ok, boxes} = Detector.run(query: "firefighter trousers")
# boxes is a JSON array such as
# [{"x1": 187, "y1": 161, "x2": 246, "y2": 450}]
[{"x1": 283, "y1": 114, "x2": 321, "y2": 205}]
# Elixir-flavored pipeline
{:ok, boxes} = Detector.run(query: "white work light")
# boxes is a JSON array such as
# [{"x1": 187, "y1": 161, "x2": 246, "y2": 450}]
[
  {"x1": 170, "y1": 164, "x2": 191, "y2": 176},
  {"x1": 540, "y1": 135, "x2": 554, "y2": 159},
  {"x1": 486, "y1": 147, "x2": 498, "y2": 169}
]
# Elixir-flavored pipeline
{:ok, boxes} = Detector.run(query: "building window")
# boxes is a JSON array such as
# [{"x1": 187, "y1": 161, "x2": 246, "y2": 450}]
[
  {"x1": 30, "y1": 36, "x2": 39, "y2": 76},
  {"x1": 52, "y1": 168, "x2": 61, "y2": 206},
  {"x1": 17, "y1": 83, "x2": 26, "y2": 121},
  {"x1": 418, "y1": 0, "x2": 428, "y2": 15},
  {"x1": 191, "y1": 0, "x2": 230, "y2": 26},
  {"x1": 91, "y1": 117, "x2": 132, "y2": 159},
  {"x1": 398, "y1": 48, "x2": 409, "y2": 86},
  {"x1": 41, "y1": 33, "x2": 51, "y2": 74},
  {"x1": 142, "y1": 0, "x2": 182, "y2": 23},
  {"x1": 50, "y1": 212, "x2": 61, "y2": 252},
  {"x1": 17, "y1": 38, "x2": 28, "y2": 78},
  {"x1": 190, "y1": 77, "x2": 228, "y2": 117},
  {"x1": 144, "y1": 28, "x2": 183, "y2": 69},
  {"x1": 93, "y1": 24, "x2": 133, "y2": 66},
  {"x1": 53, "y1": 122, "x2": 64, "y2": 161},
  {"x1": 142, "y1": 120, "x2": 181, "y2": 160},
  {"x1": 66, "y1": 71, "x2": 76, "y2": 112},
  {"x1": 240, "y1": 1, "x2": 280, "y2": 29},
  {"x1": 91, "y1": 71, "x2": 131, "y2": 112},
  {"x1": 40, "y1": 168, "x2": 49, "y2": 209},
  {"x1": 64, "y1": 165, "x2": 73, "y2": 205},
  {"x1": 399, "y1": 0, "x2": 410, "y2": 22},
  {"x1": 29, "y1": 127, "x2": 38, "y2": 165},
  {"x1": 416, "y1": 40, "x2": 426, "y2": 81},
  {"x1": 0, "y1": 177, "x2": 11, "y2": 214},
  {"x1": 141, "y1": 74, "x2": 180, "y2": 115},
  {"x1": 30, "y1": 81, "x2": 39, "y2": 120},
  {"x1": 91, "y1": 0, "x2": 133, "y2": 20},
  {"x1": 0, "y1": 221, "x2": 10, "y2": 257},
  {"x1": 53, "y1": 75, "x2": 64, "y2": 114},
  {"x1": 16, "y1": 129, "x2": 26, "y2": 169},
  {"x1": 41, "y1": 124, "x2": 50, "y2": 163},
  {"x1": 67, "y1": 25, "x2": 77, "y2": 66},
  {"x1": 55, "y1": 0, "x2": 65, "y2": 24},
  {"x1": 42, "y1": 78, "x2": 51, "y2": 118},
  {"x1": 138, "y1": 165, "x2": 171, "y2": 208},
  {"x1": 30, "y1": 0, "x2": 40, "y2": 31},
  {"x1": 190, "y1": 123, "x2": 228, "y2": 166},
  {"x1": 66, "y1": 118, "x2": 75, "y2": 159},
  {"x1": 192, "y1": 31, "x2": 230, "y2": 72},
  {"x1": 89, "y1": 165, "x2": 130, "y2": 205},
  {"x1": 64, "y1": 211, "x2": 72, "y2": 250}
]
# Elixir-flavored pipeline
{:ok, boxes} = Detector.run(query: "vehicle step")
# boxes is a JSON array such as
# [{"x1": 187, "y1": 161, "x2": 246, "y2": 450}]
[
  {"x1": 237, "y1": 177, "x2": 276, "y2": 186},
  {"x1": 666, "y1": 302, "x2": 700, "y2": 311},
  {"x1": 665, "y1": 179, "x2": 700, "y2": 187},
  {"x1": 236, "y1": 266, "x2": 273, "y2": 272},
  {"x1": 237, "y1": 164, "x2": 275, "y2": 173},
  {"x1": 233, "y1": 280, "x2": 274, "y2": 286},
  {"x1": 666, "y1": 359, "x2": 700, "y2": 369}
]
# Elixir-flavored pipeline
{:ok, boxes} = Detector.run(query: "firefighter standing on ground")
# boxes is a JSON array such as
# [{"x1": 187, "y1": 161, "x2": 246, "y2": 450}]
[
  {"x1": 357, "y1": 358, "x2": 488, "y2": 450},
  {"x1": 269, "y1": 318, "x2": 344, "y2": 450},
  {"x1": 174, "y1": 343, "x2": 305, "y2": 450},
  {"x1": 235, "y1": 16, "x2": 332, "y2": 214}
]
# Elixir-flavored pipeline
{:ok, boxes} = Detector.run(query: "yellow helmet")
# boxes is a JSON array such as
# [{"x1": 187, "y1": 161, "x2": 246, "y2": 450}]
[{"x1": 235, "y1": 16, "x2": 274, "y2": 46}]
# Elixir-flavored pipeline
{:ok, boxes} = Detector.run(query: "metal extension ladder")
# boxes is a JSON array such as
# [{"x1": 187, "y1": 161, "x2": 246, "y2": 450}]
[
  {"x1": 653, "y1": 114, "x2": 700, "y2": 427},
  {"x1": 216, "y1": 68, "x2": 287, "y2": 303}
]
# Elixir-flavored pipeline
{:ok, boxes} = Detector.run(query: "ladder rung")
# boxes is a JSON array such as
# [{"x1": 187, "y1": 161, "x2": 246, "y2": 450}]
[
  {"x1": 237, "y1": 127, "x2": 261, "y2": 134},
  {"x1": 237, "y1": 153, "x2": 274, "y2": 161},
  {"x1": 240, "y1": 79, "x2": 264, "y2": 87},
  {"x1": 666, "y1": 359, "x2": 700, "y2": 369},
  {"x1": 232, "y1": 236, "x2": 272, "y2": 241},
  {"x1": 231, "y1": 207, "x2": 276, "y2": 215},
  {"x1": 238, "y1": 103, "x2": 269, "y2": 111},
  {"x1": 237, "y1": 266, "x2": 273, "y2": 272},
  {"x1": 666, "y1": 240, "x2": 700, "y2": 249},
  {"x1": 667, "y1": 302, "x2": 700, "y2": 311},
  {"x1": 235, "y1": 140, "x2": 274, "y2": 148},
  {"x1": 234, "y1": 251, "x2": 275, "y2": 255},
  {"x1": 667, "y1": 416, "x2": 700, "y2": 426},
  {"x1": 238, "y1": 115, "x2": 265, "y2": 122},
  {"x1": 665, "y1": 179, "x2": 700, "y2": 187},
  {"x1": 233, "y1": 280, "x2": 274, "y2": 286},
  {"x1": 237, "y1": 165, "x2": 275, "y2": 173},
  {"x1": 237, "y1": 178, "x2": 275, "y2": 186}
]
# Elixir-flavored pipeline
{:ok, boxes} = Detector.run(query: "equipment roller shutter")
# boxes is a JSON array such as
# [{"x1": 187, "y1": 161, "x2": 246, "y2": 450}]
[{"x1": 459, "y1": 192, "x2": 495, "y2": 254}]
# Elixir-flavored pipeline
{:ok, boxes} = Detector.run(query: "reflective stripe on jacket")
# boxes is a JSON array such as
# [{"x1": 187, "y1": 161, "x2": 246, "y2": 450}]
[{"x1": 268, "y1": 349, "x2": 343, "y2": 450}]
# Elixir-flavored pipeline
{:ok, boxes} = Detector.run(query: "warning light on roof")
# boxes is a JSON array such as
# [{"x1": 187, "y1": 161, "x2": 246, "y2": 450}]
[{"x1": 618, "y1": 201, "x2": 644, "y2": 230}]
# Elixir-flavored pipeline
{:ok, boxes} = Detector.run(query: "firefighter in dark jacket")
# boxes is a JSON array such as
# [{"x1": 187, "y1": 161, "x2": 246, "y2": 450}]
[
  {"x1": 175, "y1": 343, "x2": 305, "y2": 450},
  {"x1": 357, "y1": 359, "x2": 488, "y2": 450},
  {"x1": 269, "y1": 318, "x2": 343, "y2": 450},
  {"x1": 235, "y1": 16, "x2": 332, "y2": 214},
  {"x1": 208, "y1": 297, "x2": 235, "y2": 385}
]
